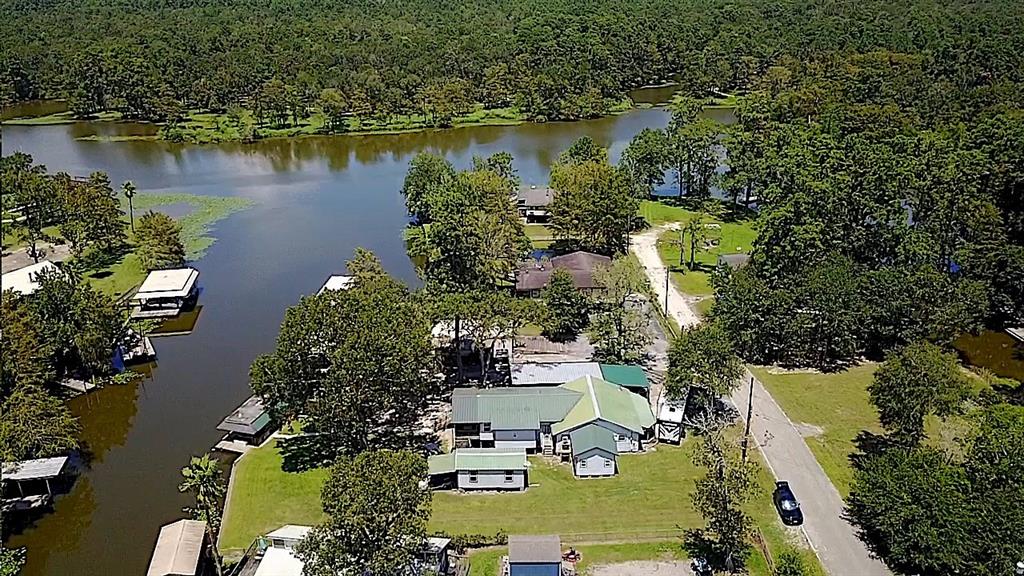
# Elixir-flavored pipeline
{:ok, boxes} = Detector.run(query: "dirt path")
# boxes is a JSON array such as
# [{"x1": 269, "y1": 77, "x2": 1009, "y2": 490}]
[
  {"x1": 629, "y1": 225, "x2": 702, "y2": 329},
  {"x1": 1, "y1": 242, "x2": 71, "y2": 273},
  {"x1": 631, "y1": 224, "x2": 890, "y2": 576}
]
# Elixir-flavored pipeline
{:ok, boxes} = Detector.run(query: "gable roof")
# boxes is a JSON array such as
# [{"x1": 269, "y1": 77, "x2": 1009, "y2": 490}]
[
  {"x1": 511, "y1": 361, "x2": 602, "y2": 386},
  {"x1": 265, "y1": 525, "x2": 312, "y2": 541},
  {"x1": 551, "y1": 376, "x2": 655, "y2": 435},
  {"x1": 428, "y1": 448, "x2": 528, "y2": 475},
  {"x1": 515, "y1": 251, "x2": 611, "y2": 292},
  {"x1": 147, "y1": 519, "x2": 207, "y2": 576},
  {"x1": 569, "y1": 424, "x2": 617, "y2": 456},
  {"x1": 452, "y1": 387, "x2": 582, "y2": 428},
  {"x1": 599, "y1": 364, "x2": 650, "y2": 390},
  {"x1": 508, "y1": 535, "x2": 562, "y2": 564},
  {"x1": 517, "y1": 186, "x2": 555, "y2": 208}
]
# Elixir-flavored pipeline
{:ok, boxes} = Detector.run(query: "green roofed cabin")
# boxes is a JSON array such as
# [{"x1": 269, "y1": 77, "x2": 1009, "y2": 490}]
[
  {"x1": 451, "y1": 376, "x2": 655, "y2": 478},
  {"x1": 427, "y1": 448, "x2": 528, "y2": 491},
  {"x1": 215, "y1": 396, "x2": 273, "y2": 453}
]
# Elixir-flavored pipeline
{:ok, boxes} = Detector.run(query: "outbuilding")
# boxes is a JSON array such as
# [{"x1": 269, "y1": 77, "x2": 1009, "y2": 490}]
[
  {"x1": 317, "y1": 274, "x2": 354, "y2": 295},
  {"x1": 146, "y1": 519, "x2": 215, "y2": 576},
  {"x1": 216, "y1": 395, "x2": 273, "y2": 453},
  {"x1": 507, "y1": 535, "x2": 563, "y2": 576},
  {"x1": 428, "y1": 448, "x2": 529, "y2": 491},
  {"x1": 656, "y1": 393, "x2": 686, "y2": 444},
  {"x1": 1, "y1": 456, "x2": 71, "y2": 512}
]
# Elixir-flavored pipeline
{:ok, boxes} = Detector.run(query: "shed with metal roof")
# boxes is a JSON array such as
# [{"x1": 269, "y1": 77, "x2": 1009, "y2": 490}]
[
  {"x1": 599, "y1": 364, "x2": 650, "y2": 395},
  {"x1": 427, "y1": 448, "x2": 528, "y2": 491},
  {"x1": 508, "y1": 535, "x2": 562, "y2": 576},
  {"x1": 146, "y1": 519, "x2": 213, "y2": 576}
]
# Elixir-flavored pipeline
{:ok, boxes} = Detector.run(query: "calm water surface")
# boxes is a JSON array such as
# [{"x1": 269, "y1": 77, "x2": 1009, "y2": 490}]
[{"x1": 3, "y1": 101, "x2": 689, "y2": 575}]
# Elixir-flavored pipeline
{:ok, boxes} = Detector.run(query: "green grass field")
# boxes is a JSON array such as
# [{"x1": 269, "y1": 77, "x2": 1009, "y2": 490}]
[
  {"x1": 748, "y1": 364, "x2": 880, "y2": 497},
  {"x1": 524, "y1": 223, "x2": 554, "y2": 249},
  {"x1": 220, "y1": 433, "x2": 822, "y2": 575},
  {"x1": 639, "y1": 200, "x2": 757, "y2": 297}
]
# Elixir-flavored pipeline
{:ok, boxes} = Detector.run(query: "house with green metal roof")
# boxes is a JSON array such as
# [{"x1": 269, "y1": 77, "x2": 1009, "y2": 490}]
[
  {"x1": 599, "y1": 364, "x2": 650, "y2": 397},
  {"x1": 450, "y1": 376, "x2": 655, "y2": 478},
  {"x1": 427, "y1": 448, "x2": 528, "y2": 491}
]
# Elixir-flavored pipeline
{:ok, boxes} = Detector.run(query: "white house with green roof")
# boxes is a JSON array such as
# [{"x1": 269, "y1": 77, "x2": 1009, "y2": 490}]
[
  {"x1": 427, "y1": 448, "x2": 529, "y2": 490},
  {"x1": 450, "y1": 376, "x2": 655, "y2": 478}
]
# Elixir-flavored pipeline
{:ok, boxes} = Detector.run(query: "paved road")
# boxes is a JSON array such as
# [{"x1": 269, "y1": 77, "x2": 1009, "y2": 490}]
[{"x1": 631, "y1": 226, "x2": 890, "y2": 576}]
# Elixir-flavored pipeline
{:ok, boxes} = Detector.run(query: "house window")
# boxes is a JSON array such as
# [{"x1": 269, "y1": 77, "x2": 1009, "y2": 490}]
[
  {"x1": 579, "y1": 459, "x2": 587, "y2": 468},
  {"x1": 469, "y1": 472, "x2": 478, "y2": 483},
  {"x1": 481, "y1": 423, "x2": 491, "y2": 432},
  {"x1": 504, "y1": 470, "x2": 514, "y2": 483},
  {"x1": 604, "y1": 458, "x2": 613, "y2": 467}
]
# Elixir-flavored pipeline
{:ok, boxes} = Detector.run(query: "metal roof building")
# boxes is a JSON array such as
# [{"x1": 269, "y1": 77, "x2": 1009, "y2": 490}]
[
  {"x1": 2, "y1": 456, "x2": 68, "y2": 482},
  {"x1": 508, "y1": 535, "x2": 562, "y2": 576},
  {"x1": 217, "y1": 396, "x2": 271, "y2": 437},
  {"x1": 428, "y1": 448, "x2": 528, "y2": 475},
  {"x1": 452, "y1": 387, "x2": 582, "y2": 429},
  {"x1": 510, "y1": 361, "x2": 602, "y2": 386},
  {"x1": 551, "y1": 376, "x2": 656, "y2": 436},
  {"x1": 146, "y1": 519, "x2": 210, "y2": 576},
  {"x1": 1, "y1": 261, "x2": 60, "y2": 296}
]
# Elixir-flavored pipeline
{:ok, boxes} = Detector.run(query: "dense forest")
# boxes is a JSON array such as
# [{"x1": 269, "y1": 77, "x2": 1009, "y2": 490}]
[{"x1": 3, "y1": 0, "x2": 1024, "y2": 125}]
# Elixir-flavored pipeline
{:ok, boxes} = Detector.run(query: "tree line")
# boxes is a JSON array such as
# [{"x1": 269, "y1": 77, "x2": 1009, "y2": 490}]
[{"x1": 3, "y1": 0, "x2": 1022, "y2": 128}]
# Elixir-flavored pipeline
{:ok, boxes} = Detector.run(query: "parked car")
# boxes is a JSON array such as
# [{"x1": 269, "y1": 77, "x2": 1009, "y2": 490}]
[{"x1": 773, "y1": 481, "x2": 804, "y2": 525}]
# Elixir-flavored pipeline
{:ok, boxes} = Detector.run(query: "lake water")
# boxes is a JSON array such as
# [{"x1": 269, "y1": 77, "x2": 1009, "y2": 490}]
[{"x1": 2, "y1": 97, "x2": 693, "y2": 575}]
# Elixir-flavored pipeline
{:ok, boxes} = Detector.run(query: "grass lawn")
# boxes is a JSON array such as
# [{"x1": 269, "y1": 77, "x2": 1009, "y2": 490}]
[
  {"x1": 221, "y1": 434, "x2": 822, "y2": 575},
  {"x1": 83, "y1": 193, "x2": 252, "y2": 296},
  {"x1": 639, "y1": 200, "x2": 757, "y2": 297},
  {"x1": 748, "y1": 364, "x2": 880, "y2": 498},
  {"x1": 524, "y1": 223, "x2": 554, "y2": 249},
  {"x1": 219, "y1": 440, "x2": 329, "y2": 555}
]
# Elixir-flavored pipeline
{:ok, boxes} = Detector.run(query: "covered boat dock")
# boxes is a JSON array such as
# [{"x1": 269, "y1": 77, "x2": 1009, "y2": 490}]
[{"x1": 131, "y1": 267, "x2": 200, "y2": 319}]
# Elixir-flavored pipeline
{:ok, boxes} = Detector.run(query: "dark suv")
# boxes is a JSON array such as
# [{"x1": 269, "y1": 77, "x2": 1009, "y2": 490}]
[{"x1": 772, "y1": 481, "x2": 804, "y2": 525}]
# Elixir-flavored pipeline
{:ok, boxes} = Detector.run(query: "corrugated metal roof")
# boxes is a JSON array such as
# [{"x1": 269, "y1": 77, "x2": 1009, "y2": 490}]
[
  {"x1": 428, "y1": 449, "x2": 527, "y2": 475},
  {"x1": 146, "y1": 519, "x2": 207, "y2": 576},
  {"x1": 552, "y1": 376, "x2": 655, "y2": 435},
  {"x1": 265, "y1": 525, "x2": 312, "y2": 541},
  {"x1": 511, "y1": 362, "x2": 602, "y2": 386},
  {"x1": 600, "y1": 364, "x2": 650, "y2": 389},
  {"x1": 452, "y1": 387, "x2": 581, "y2": 426},
  {"x1": 217, "y1": 396, "x2": 271, "y2": 435},
  {"x1": 508, "y1": 535, "x2": 562, "y2": 563},
  {"x1": 134, "y1": 267, "x2": 199, "y2": 300},
  {"x1": 2, "y1": 456, "x2": 68, "y2": 481},
  {"x1": 570, "y1": 424, "x2": 617, "y2": 456}
]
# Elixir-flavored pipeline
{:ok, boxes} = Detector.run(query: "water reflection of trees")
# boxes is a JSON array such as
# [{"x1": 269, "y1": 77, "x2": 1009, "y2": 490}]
[
  {"x1": 4, "y1": 477, "x2": 95, "y2": 576},
  {"x1": 69, "y1": 374, "x2": 145, "y2": 465}
]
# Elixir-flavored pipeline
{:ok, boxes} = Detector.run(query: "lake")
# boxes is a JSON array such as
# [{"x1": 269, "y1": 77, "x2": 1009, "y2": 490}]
[{"x1": 2, "y1": 97, "x2": 695, "y2": 575}]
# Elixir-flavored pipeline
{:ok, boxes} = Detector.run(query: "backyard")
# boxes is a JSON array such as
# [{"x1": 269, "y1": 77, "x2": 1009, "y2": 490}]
[
  {"x1": 219, "y1": 433, "x2": 821, "y2": 574},
  {"x1": 640, "y1": 200, "x2": 757, "y2": 297}
]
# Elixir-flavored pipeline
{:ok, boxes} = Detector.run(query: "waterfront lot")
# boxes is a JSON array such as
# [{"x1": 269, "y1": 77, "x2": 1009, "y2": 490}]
[{"x1": 220, "y1": 434, "x2": 821, "y2": 575}]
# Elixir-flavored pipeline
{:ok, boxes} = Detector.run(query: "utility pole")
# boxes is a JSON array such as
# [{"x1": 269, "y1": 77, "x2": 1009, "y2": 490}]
[
  {"x1": 664, "y1": 268, "x2": 669, "y2": 316},
  {"x1": 741, "y1": 376, "x2": 754, "y2": 462}
]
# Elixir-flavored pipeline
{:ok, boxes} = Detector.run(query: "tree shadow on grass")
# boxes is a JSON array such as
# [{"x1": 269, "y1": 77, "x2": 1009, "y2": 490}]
[
  {"x1": 278, "y1": 435, "x2": 343, "y2": 473},
  {"x1": 849, "y1": 430, "x2": 899, "y2": 471}
]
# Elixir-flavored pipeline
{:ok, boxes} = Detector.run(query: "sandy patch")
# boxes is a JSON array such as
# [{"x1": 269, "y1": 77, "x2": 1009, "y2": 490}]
[{"x1": 587, "y1": 560, "x2": 693, "y2": 576}]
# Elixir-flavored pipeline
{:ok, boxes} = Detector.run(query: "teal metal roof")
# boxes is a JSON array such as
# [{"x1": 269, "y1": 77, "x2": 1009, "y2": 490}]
[
  {"x1": 600, "y1": 364, "x2": 650, "y2": 389},
  {"x1": 428, "y1": 449, "x2": 528, "y2": 475},
  {"x1": 452, "y1": 387, "x2": 582, "y2": 427},
  {"x1": 569, "y1": 424, "x2": 617, "y2": 456}
]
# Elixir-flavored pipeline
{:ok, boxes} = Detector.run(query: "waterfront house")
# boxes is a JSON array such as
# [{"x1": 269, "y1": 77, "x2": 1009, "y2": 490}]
[
  {"x1": 215, "y1": 395, "x2": 273, "y2": 453},
  {"x1": 146, "y1": 519, "x2": 215, "y2": 576},
  {"x1": 514, "y1": 251, "x2": 610, "y2": 297},
  {"x1": 317, "y1": 274, "x2": 354, "y2": 295},
  {"x1": 0, "y1": 260, "x2": 60, "y2": 296},
  {"x1": 131, "y1": 267, "x2": 200, "y2": 319},
  {"x1": 1, "y1": 456, "x2": 71, "y2": 513},
  {"x1": 451, "y1": 376, "x2": 655, "y2": 476},
  {"x1": 516, "y1": 185, "x2": 555, "y2": 222},
  {"x1": 507, "y1": 535, "x2": 563, "y2": 576},
  {"x1": 428, "y1": 448, "x2": 528, "y2": 491}
]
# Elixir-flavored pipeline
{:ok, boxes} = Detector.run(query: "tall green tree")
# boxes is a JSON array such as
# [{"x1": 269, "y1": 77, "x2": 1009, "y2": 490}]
[
  {"x1": 0, "y1": 385, "x2": 80, "y2": 462},
  {"x1": 135, "y1": 210, "x2": 186, "y2": 270},
  {"x1": 664, "y1": 100, "x2": 719, "y2": 199},
  {"x1": 621, "y1": 128, "x2": 667, "y2": 198},
  {"x1": 541, "y1": 268, "x2": 591, "y2": 342},
  {"x1": 401, "y1": 153, "x2": 455, "y2": 225},
  {"x1": 296, "y1": 450, "x2": 430, "y2": 575},
  {"x1": 251, "y1": 251, "x2": 438, "y2": 454},
  {"x1": 868, "y1": 341, "x2": 971, "y2": 446},
  {"x1": 549, "y1": 148, "x2": 637, "y2": 255},
  {"x1": 54, "y1": 172, "x2": 126, "y2": 256},
  {"x1": 588, "y1": 258, "x2": 651, "y2": 363},
  {"x1": 666, "y1": 321, "x2": 742, "y2": 408},
  {"x1": 684, "y1": 428, "x2": 759, "y2": 572}
]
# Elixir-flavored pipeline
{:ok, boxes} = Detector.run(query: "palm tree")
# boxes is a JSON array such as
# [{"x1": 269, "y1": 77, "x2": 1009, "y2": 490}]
[
  {"x1": 122, "y1": 181, "x2": 137, "y2": 232},
  {"x1": 179, "y1": 453, "x2": 226, "y2": 574}
]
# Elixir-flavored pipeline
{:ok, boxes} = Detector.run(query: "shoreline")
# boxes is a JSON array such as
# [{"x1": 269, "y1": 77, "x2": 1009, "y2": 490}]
[{"x1": 0, "y1": 97, "x2": 716, "y2": 145}]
